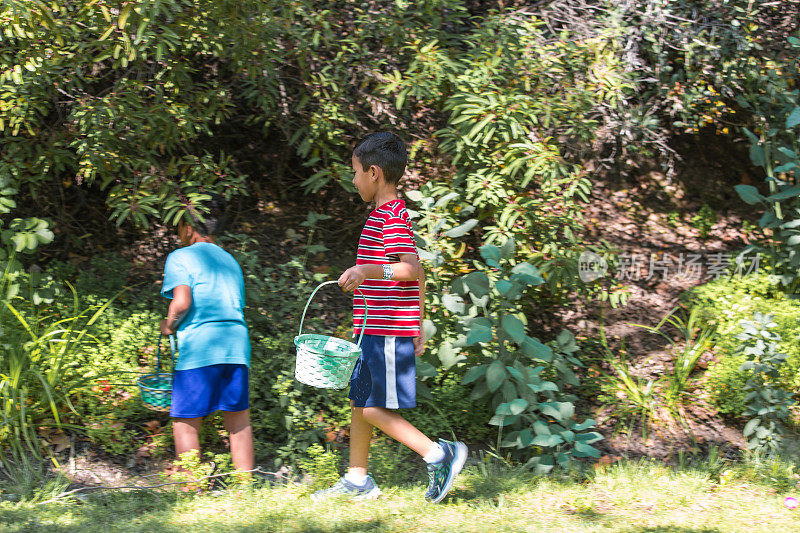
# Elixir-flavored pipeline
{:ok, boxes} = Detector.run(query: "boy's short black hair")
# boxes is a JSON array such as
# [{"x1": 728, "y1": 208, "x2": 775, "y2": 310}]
[
  {"x1": 353, "y1": 132, "x2": 407, "y2": 184},
  {"x1": 188, "y1": 193, "x2": 227, "y2": 236}
]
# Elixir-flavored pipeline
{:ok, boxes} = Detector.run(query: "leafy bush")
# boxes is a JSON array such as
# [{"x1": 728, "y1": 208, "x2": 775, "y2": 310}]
[
  {"x1": 690, "y1": 204, "x2": 718, "y2": 240},
  {"x1": 689, "y1": 273, "x2": 800, "y2": 418},
  {"x1": 297, "y1": 444, "x2": 342, "y2": 493},
  {"x1": 735, "y1": 312, "x2": 796, "y2": 457},
  {"x1": 421, "y1": 237, "x2": 603, "y2": 472}
]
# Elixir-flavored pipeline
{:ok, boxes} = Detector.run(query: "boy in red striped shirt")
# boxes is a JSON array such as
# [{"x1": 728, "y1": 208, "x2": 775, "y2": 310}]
[{"x1": 312, "y1": 132, "x2": 467, "y2": 503}]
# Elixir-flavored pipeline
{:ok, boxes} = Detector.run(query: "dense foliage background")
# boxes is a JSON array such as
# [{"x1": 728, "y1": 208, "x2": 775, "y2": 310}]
[{"x1": 3, "y1": 0, "x2": 800, "y2": 493}]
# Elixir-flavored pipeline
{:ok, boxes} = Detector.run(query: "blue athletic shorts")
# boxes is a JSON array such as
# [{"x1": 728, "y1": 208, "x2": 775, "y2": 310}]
[
  {"x1": 170, "y1": 363, "x2": 249, "y2": 418},
  {"x1": 349, "y1": 335, "x2": 416, "y2": 409}
]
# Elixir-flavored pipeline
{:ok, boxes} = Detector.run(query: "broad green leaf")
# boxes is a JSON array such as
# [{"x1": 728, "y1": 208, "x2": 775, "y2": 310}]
[
  {"x1": 734, "y1": 185, "x2": 763, "y2": 205},
  {"x1": 749, "y1": 144, "x2": 766, "y2": 167},
  {"x1": 495, "y1": 402, "x2": 513, "y2": 415},
  {"x1": 743, "y1": 418, "x2": 760, "y2": 437},
  {"x1": 466, "y1": 321, "x2": 492, "y2": 346},
  {"x1": 479, "y1": 244, "x2": 501, "y2": 267},
  {"x1": 500, "y1": 238, "x2": 516, "y2": 259},
  {"x1": 742, "y1": 128, "x2": 759, "y2": 145},
  {"x1": 528, "y1": 380, "x2": 559, "y2": 393},
  {"x1": 442, "y1": 293, "x2": 465, "y2": 313},
  {"x1": 444, "y1": 219, "x2": 478, "y2": 238},
  {"x1": 574, "y1": 431, "x2": 604, "y2": 444},
  {"x1": 766, "y1": 186, "x2": 800, "y2": 202},
  {"x1": 522, "y1": 336, "x2": 553, "y2": 361},
  {"x1": 423, "y1": 319, "x2": 437, "y2": 339},
  {"x1": 509, "y1": 398, "x2": 528, "y2": 415},
  {"x1": 787, "y1": 107, "x2": 800, "y2": 128},
  {"x1": 539, "y1": 401, "x2": 574, "y2": 420},
  {"x1": 462, "y1": 365, "x2": 487, "y2": 385},
  {"x1": 532, "y1": 434, "x2": 564, "y2": 447},
  {"x1": 759, "y1": 211, "x2": 778, "y2": 228},
  {"x1": 573, "y1": 441, "x2": 601, "y2": 458},
  {"x1": 463, "y1": 271, "x2": 490, "y2": 297},
  {"x1": 501, "y1": 315, "x2": 526, "y2": 343},
  {"x1": 572, "y1": 419, "x2": 596, "y2": 431},
  {"x1": 486, "y1": 359, "x2": 506, "y2": 392},
  {"x1": 469, "y1": 380, "x2": 489, "y2": 401},
  {"x1": 495, "y1": 280, "x2": 512, "y2": 296},
  {"x1": 489, "y1": 414, "x2": 519, "y2": 426},
  {"x1": 510, "y1": 262, "x2": 543, "y2": 285},
  {"x1": 533, "y1": 420, "x2": 550, "y2": 435},
  {"x1": 528, "y1": 454, "x2": 555, "y2": 474},
  {"x1": 557, "y1": 401, "x2": 575, "y2": 419},
  {"x1": 437, "y1": 342, "x2": 465, "y2": 369},
  {"x1": 539, "y1": 402, "x2": 561, "y2": 419},
  {"x1": 415, "y1": 359, "x2": 438, "y2": 378},
  {"x1": 435, "y1": 192, "x2": 460, "y2": 208},
  {"x1": 450, "y1": 277, "x2": 468, "y2": 295},
  {"x1": 405, "y1": 190, "x2": 424, "y2": 202},
  {"x1": 519, "y1": 429, "x2": 534, "y2": 447},
  {"x1": 506, "y1": 366, "x2": 524, "y2": 381},
  {"x1": 500, "y1": 431, "x2": 520, "y2": 448}
]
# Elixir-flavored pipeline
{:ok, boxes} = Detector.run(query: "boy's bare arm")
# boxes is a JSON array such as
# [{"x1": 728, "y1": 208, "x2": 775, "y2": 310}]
[
  {"x1": 160, "y1": 284, "x2": 192, "y2": 335},
  {"x1": 338, "y1": 253, "x2": 422, "y2": 291},
  {"x1": 414, "y1": 265, "x2": 426, "y2": 357}
]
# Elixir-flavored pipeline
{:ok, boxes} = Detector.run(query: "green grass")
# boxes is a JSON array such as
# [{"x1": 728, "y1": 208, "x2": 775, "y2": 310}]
[{"x1": 2, "y1": 458, "x2": 800, "y2": 532}]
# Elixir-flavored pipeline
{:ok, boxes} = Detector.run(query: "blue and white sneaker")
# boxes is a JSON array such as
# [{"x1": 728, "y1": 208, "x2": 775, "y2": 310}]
[
  {"x1": 311, "y1": 475, "x2": 382, "y2": 502},
  {"x1": 424, "y1": 440, "x2": 468, "y2": 503}
]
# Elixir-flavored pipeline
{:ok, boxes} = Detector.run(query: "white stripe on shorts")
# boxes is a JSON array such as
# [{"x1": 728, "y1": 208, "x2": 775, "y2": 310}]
[{"x1": 384, "y1": 336, "x2": 398, "y2": 409}]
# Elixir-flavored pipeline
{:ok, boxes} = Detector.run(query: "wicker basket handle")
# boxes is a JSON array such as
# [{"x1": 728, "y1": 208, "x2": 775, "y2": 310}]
[
  {"x1": 155, "y1": 333, "x2": 177, "y2": 373},
  {"x1": 298, "y1": 280, "x2": 368, "y2": 348}
]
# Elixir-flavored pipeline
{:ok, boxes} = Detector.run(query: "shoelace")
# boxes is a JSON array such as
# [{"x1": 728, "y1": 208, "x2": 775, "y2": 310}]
[{"x1": 426, "y1": 462, "x2": 441, "y2": 489}]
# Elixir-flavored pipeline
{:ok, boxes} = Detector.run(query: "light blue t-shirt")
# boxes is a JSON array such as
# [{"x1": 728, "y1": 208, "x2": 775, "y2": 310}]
[{"x1": 161, "y1": 242, "x2": 251, "y2": 371}]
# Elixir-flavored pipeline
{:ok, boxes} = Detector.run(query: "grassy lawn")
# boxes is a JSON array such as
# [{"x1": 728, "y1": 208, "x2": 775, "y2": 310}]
[{"x1": 2, "y1": 459, "x2": 800, "y2": 532}]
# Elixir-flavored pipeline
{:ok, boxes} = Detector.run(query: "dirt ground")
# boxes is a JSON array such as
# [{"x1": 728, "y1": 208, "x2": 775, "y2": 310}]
[{"x1": 553, "y1": 133, "x2": 762, "y2": 459}]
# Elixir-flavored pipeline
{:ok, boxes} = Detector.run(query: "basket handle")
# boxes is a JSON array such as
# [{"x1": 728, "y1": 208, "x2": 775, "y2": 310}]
[
  {"x1": 155, "y1": 333, "x2": 177, "y2": 373},
  {"x1": 298, "y1": 280, "x2": 368, "y2": 348}
]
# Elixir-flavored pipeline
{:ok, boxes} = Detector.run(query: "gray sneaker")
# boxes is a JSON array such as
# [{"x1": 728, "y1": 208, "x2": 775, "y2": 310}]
[{"x1": 311, "y1": 475, "x2": 382, "y2": 502}]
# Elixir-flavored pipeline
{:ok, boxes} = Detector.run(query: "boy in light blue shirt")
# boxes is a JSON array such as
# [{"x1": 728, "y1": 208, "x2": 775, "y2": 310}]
[{"x1": 159, "y1": 195, "x2": 254, "y2": 474}]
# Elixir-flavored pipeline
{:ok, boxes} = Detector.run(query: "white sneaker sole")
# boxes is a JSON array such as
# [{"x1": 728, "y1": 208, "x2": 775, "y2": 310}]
[
  {"x1": 352, "y1": 486, "x2": 382, "y2": 501},
  {"x1": 430, "y1": 441, "x2": 468, "y2": 504},
  {"x1": 311, "y1": 486, "x2": 382, "y2": 502}
]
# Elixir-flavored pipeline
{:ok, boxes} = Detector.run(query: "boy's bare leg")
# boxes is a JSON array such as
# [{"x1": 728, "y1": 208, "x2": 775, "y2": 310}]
[
  {"x1": 223, "y1": 409, "x2": 255, "y2": 472},
  {"x1": 359, "y1": 406, "x2": 435, "y2": 457},
  {"x1": 348, "y1": 404, "x2": 375, "y2": 477},
  {"x1": 173, "y1": 417, "x2": 203, "y2": 460}
]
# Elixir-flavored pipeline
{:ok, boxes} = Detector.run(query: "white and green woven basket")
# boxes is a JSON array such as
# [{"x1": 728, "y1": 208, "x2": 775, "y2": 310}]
[{"x1": 294, "y1": 281, "x2": 367, "y2": 389}]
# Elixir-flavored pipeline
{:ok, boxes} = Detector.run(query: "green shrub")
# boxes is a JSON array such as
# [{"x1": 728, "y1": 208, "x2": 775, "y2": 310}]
[
  {"x1": 367, "y1": 437, "x2": 419, "y2": 486},
  {"x1": 735, "y1": 312, "x2": 796, "y2": 456},
  {"x1": 704, "y1": 351, "x2": 749, "y2": 418},
  {"x1": 297, "y1": 444, "x2": 342, "y2": 493},
  {"x1": 690, "y1": 204, "x2": 718, "y2": 239},
  {"x1": 688, "y1": 273, "x2": 800, "y2": 418},
  {"x1": 406, "y1": 372, "x2": 493, "y2": 443}
]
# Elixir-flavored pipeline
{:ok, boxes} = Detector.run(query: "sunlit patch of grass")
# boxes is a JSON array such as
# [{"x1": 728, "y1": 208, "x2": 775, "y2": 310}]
[{"x1": 3, "y1": 456, "x2": 800, "y2": 532}]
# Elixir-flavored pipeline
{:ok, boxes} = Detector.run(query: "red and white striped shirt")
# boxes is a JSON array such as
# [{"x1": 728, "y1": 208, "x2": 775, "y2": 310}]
[{"x1": 353, "y1": 199, "x2": 421, "y2": 337}]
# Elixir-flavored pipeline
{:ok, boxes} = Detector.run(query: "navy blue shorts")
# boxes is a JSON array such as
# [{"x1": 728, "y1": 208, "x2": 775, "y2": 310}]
[
  {"x1": 349, "y1": 335, "x2": 416, "y2": 409},
  {"x1": 170, "y1": 364, "x2": 249, "y2": 418}
]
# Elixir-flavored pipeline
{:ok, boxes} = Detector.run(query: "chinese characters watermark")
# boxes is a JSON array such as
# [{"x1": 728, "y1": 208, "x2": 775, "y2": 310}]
[{"x1": 578, "y1": 250, "x2": 761, "y2": 282}]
